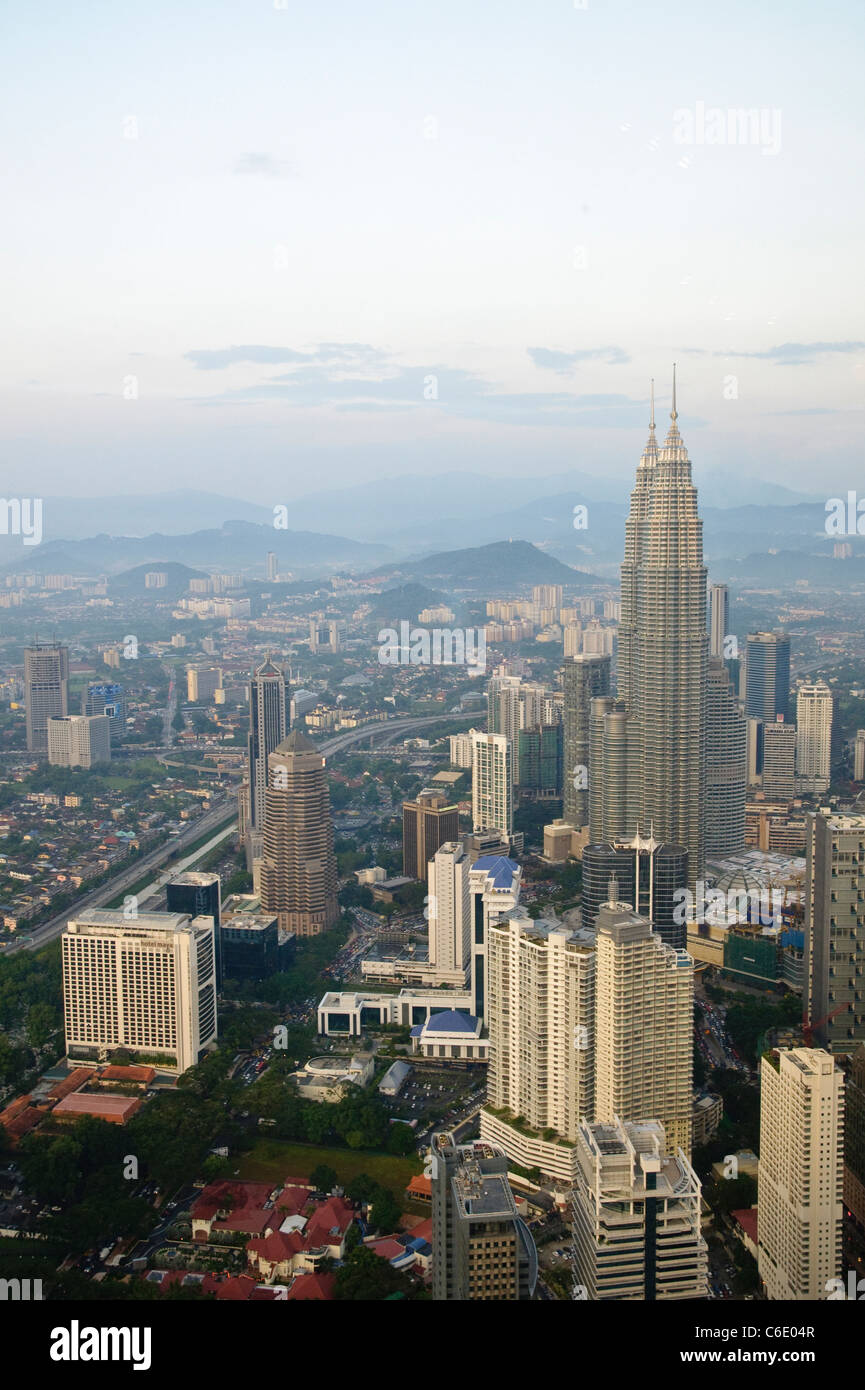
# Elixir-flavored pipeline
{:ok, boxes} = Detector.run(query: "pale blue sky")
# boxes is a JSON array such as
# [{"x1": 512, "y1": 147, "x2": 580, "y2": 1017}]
[{"x1": 1, "y1": 0, "x2": 863, "y2": 500}]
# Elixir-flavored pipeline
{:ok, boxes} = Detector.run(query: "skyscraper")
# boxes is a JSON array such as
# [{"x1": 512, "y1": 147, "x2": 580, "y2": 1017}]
[
  {"x1": 704, "y1": 656, "x2": 747, "y2": 855},
  {"x1": 594, "y1": 894, "x2": 694, "y2": 1156},
  {"x1": 796, "y1": 680, "x2": 833, "y2": 793},
  {"x1": 82, "y1": 682, "x2": 126, "y2": 745},
  {"x1": 804, "y1": 811, "x2": 865, "y2": 1051},
  {"x1": 265, "y1": 550, "x2": 278, "y2": 582},
  {"x1": 562, "y1": 653, "x2": 610, "y2": 830},
  {"x1": 591, "y1": 373, "x2": 707, "y2": 887},
  {"x1": 47, "y1": 713, "x2": 111, "y2": 768},
  {"x1": 427, "y1": 842, "x2": 471, "y2": 986},
  {"x1": 247, "y1": 654, "x2": 288, "y2": 834},
  {"x1": 757, "y1": 1048, "x2": 843, "y2": 1301},
  {"x1": 431, "y1": 1134, "x2": 537, "y2": 1301},
  {"x1": 166, "y1": 871, "x2": 222, "y2": 987},
  {"x1": 708, "y1": 582, "x2": 729, "y2": 659},
  {"x1": 470, "y1": 729, "x2": 513, "y2": 835},
  {"x1": 571, "y1": 1118, "x2": 707, "y2": 1301},
  {"x1": 24, "y1": 642, "x2": 69, "y2": 754},
  {"x1": 402, "y1": 789, "x2": 460, "y2": 880},
  {"x1": 744, "y1": 630, "x2": 790, "y2": 726},
  {"x1": 516, "y1": 723, "x2": 563, "y2": 797},
  {"x1": 580, "y1": 834, "x2": 688, "y2": 946},
  {"x1": 259, "y1": 727, "x2": 339, "y2": 937},
  {"x1": 762, "y1": 718, "x2": 796, "y2": 800},
  {"x1": 854, "y1": 729, "x2": 865, "y2": 782},
  {"x1": 62, "y1": 909, "x2": 217, "y2": 1073},
  {"x1": 468, "y1": 853, "x2": 521, "y2": 1025}
]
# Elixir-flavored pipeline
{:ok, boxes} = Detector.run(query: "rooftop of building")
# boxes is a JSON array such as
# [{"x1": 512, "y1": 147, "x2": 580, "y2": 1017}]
[{"x1": 471, "y1": 854, "x2": 520, "y2": 887}]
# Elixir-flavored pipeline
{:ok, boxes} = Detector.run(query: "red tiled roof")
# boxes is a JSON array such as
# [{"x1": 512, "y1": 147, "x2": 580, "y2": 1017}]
[
  {"x1": 45, "y1": 1068, "x2": 92, "y2": 1101},
  {"x1": 732, "y1": 1207, "x2": 759, "y2": 1242},
  {"x1": 406, "y1": 1174, "x2": 432, "y2": 1198},
  {"x1": 191, "y1": 1180, "x2": 276, "y2": 1234},
  {"x1": 304, "y1": 1196, "x2": 353, "y2": 1248},
  {"x1": 410, "y1": 1216, "x2": 433, "y2": 1244},
  {"x1": 286, "y1": 1273, "x2": 336, "y2": 1301},
  {"x1": 247, "y1": 1229, "x2": 306, "y2": 1265},
  {"x1": 368, "y1": 1238, "x2": 404, "y2": 1260}
]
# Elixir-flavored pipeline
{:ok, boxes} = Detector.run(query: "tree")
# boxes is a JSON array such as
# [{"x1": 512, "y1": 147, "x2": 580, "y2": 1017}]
[
  {"x1": 334, "y1": 1246, "x2": 419, "y2": 1301},
  {"x1": 310, "y1": 1164, "x2": 338, "y2": 1193}
]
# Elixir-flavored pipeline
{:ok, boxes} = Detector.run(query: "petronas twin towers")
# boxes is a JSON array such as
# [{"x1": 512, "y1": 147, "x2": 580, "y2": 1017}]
[{"x1": 590, "y1": 369, "x2": 708, "y2": 887}]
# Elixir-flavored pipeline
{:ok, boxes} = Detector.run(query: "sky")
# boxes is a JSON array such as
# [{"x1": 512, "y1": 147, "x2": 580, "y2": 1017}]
[{"x1": 2, "y1": 0, "x2": 864, "y2": 503}]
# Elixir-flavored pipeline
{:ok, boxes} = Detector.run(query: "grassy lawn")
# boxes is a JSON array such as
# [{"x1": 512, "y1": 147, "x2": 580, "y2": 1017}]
[{"x1": 236, "y1": 1138, "x2": 423, "y2": 1192}]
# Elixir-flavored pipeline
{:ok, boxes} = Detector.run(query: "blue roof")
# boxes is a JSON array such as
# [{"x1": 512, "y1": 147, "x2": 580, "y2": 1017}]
[
  {"x1": 424, "y1": 1009, "x2": 478, "y2": 1034},
  {"x1": 473, "y1": 855, "x2": 519, "y2": 888},
  {"x1": 409, "y1": 1024, "x2": 424, "y2": 1038}
]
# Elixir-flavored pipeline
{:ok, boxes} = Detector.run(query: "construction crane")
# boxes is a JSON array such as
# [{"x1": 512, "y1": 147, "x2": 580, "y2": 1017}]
[{"x1": 802, "y1": 1002, "x2": 850, "y2": 1048}]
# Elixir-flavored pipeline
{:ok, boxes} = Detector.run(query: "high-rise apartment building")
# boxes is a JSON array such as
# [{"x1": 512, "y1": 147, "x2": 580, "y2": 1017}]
[
  {"x1": 562, "y1": 653, "x2": 611, "y2": 830},
  {"x1": 480, "y1": 910, "x2": 596, "y2": 1183},
  {"x1": 594, "y1": 896, "x2": 694, "y2": 1156},
  {"x1": 580, "y1": 835, "x2": 688, "y2": 947},
  {"x1": 591, "y1": 376, "x2": 707, "y2": 888},
  {"x1": 467, "y1": 854, "x2": 521, "y2": 1025},
  {"x1": 62, "y1": 909, "x2": 217, "y2": 1073},
  {"x1": 705, "y1": 656, "x2": 747, "y2": 855},
  {"x1": 246, "y1": 654, "x2": 288, "y2": 834},
  {"x1": 571, "y1": 1118, "x2": 707, "y2": 1301},
  {"x1": 805, "y1": 812, "x2": 865, "y2": 1052},
  {"x1": 449, "y1": 732, "x2": 473, "y2": 769},
  {"x1": 187, "y1": 665, "x2": 223, "y2": 703},
  {"x1": 708, "y1": 582, "x2": 729, "y2": 659},
  {"x1": 265, "y1": 551, "x2": 278, "y2": 582},
  {"x1": 431, "y1": 1134, "x2": 537, "y2": 1301},
  {"x1": 745, "y1": 631, "x2": 790, "y2": 723},
  {"x1": 24, "y1": 642, "x2": 69, "y2": 753},
  {"x1": 757, "y1": 1048, "x2": 843, "y2": 1301},
  {"x1": 427, "y1": 842, "x2": 471, "y2": 986},
  {"x1": 402, "y1": 789, "x2": 460, "y2": 880},
  {"x1": 82, "y1": 682, "x2": 126, "y2": 745},
  {"x1": 166, "y1": 871, "x2": 222, "y2": 987},
  {"x1": 796, "y1": 680, "x2": 833, "y2": 793},
  {"x1": 855, "y1": 730, "x2": 865, "y2": 783},
  {"x1": 762, "y1": 718, "x2": 797, "y2": 800},
  {"x1": 259, "y1": 728, "x2": 339, "y2": 936},
  {"x1": 844, "y1": 1045, "x2": 865, "y2": 1262},
  {"x1": 47, "y1": 714, "x2": 111, "y2": 768},
  {"x1": 470, "y1": 730, "x2": 513, "y2": 835}
]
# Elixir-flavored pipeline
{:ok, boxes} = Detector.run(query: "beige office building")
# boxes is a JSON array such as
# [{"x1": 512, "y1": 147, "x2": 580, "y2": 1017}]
[
  {"x1": 427, "y1": 842, "x2": 471, "y2": 986},
  {"x1": 796, "y1": 680, "x2": 833, "y2": 793},
  {"x1": 470, "y1": 729, "x2": 513, "y2": 835},
  {"x1": 47, "y1": 713, "x2": 111, "y2": 768},
  {"x1": 259, "y1": 727, "x2": 339, "y2": 936},
  {"x1": 62, "y1": 909, "x2": 217, "y2": 1073},
  {"x1": 757, "y1": 1048, "x2": 843, "y2": 1301}
]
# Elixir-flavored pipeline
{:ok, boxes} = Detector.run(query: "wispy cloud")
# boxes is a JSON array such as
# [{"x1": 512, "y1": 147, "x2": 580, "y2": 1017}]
[
  {"x1": 684, "y1": 341, "x2": 865, "y2": 366},
  {"x1": 186, "y1": 343, "x2": 385, "y2": 370},
  {"x1": 232, "y1": 152, "x2": 294, "y2": 179},
  {"x1": 528, "y1": 345, "x2": 631, "y2": 372}
]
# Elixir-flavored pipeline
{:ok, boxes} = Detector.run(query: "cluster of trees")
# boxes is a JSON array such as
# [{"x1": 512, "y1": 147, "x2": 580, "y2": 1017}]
[
  {"x1": 0, "y1": 943, "x2": 63, "y2": 1093},
  {"x1": 245, "y1": 1060, "x2": 416, "y2": 1157},
  {"x1": 704, "y1": 984, "x2": 800, "y2": 1064},
  {"x1": 334, "y1": 1244, "x2": 425, "y2": 1300}
]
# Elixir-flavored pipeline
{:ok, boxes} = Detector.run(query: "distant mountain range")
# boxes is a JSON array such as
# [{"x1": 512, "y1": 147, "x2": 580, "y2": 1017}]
[{"x1": 366, "y1": 540, "x2": 604, "y2": 591}]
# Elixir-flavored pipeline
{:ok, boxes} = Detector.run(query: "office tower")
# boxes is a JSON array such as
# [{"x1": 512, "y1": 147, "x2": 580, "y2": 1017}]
[
  {"x1": 47, "y1": 714, "x2": 111, "y2": 769},
  {"x1": 571, "y1": 1118, "x2": 707, "y2": 1301},
  {"x1": 166, "y1": 871, "x2": 222, "y2": 988},
  {"x1": 704, "y1": 657, "x2": 747, "y2": 854},
  {"x1": 431, "y1": 1135, "x2": 537, "y2": 1301},
  {"x1": 562, "y1": 654, "x2": 611, "y2": 830},
  {"x1": 762, "y1": 718, "x2": 796, "y2": 799},
  {"x1": 402, "y1": 788, "x2": 460, "y2": 881},
  {"x1": 589, "y1": 696, "x2": 641, "y2": 842},
  {"x1": 708, "y1": 582, "x2": 729, "y2": 659},
  {"x1": 62, "y1": 909, "x2": 217, "y2": 1073},
  {"x1": 796, "y1": 680, "x2": 833, "y2": 793},
  {"x1": 591, "y1": 375, "x2": 706, "y2": 887},
  {"x1": 581, "y1": 835, "x2": 688, "y2": 946},
  {"x1": 309, "y1": 618, "x2": 342, "y2": 653},
  {"x1": 470, "y1": 730, "x2": 513, "y2": 835},
  {"x1": 745, "y1": 631, "x2": 791, "y2": 723},
  {"x1": 221, "y1": 909, "x2": 281, "y2": 980},
  {"x1": 805, "y1": 812, "x2": 865, "y2": 1052},
  {"x1": 427, "y1": 842, "x2": 471, "y2": 986},
  {"x1": 24, "y1": 642, "x2": 69, "y2": 753},
  {"x1": 468, "y1": 855, "x2": 521, "y2": 1025},
  {"x1": 449, "y1": 732, "x2": 473, "y2": 769},
  {"x1": 594, "y1": 895, "x2": 694, "y2": 1156},
  {"x1": 757, "y1": 1048, "x2": 843, "y2": 1301},
  {"x1": 481, "y1": 910, "x2": 596, "y2": 1182},
  {"x1": 259, "y1": 728, "x2": 339, "y2": 936},
  {"x1": 187, "y1": 665, "x2": 223, "y2": 703},
  {"x1": 82, "y1": 682, "x2": 126, "y2": 745},
  {"x1": 246, "y1": 654, "x2": 288, "y2": 833},
  {"x1": 266, "y1": 551, "x2": 278, "y2": 582},
  {"x1": 855, "y1": 730, "x2": 865, "y2": 783},
  {"x1": 517, "y1": 723, "x2": 563, "y2": 797},
  {"x1": 844, "y1": 1045, "x2": 865, "y2": 1262}
]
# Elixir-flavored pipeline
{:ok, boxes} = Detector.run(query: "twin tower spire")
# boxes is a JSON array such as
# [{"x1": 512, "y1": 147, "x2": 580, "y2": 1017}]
[{"x1": 641, "y1": 364, "x2": 687, "y2": 467}]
